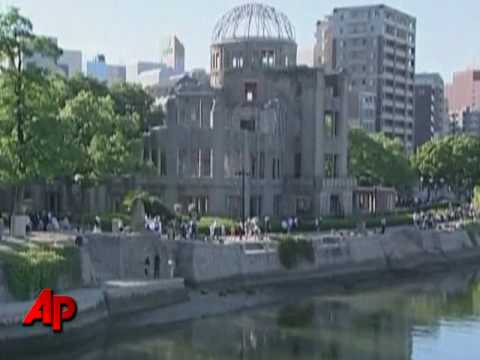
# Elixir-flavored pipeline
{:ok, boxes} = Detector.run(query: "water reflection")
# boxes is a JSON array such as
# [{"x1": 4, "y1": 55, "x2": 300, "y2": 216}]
[{"x1": 8, "y1": 268, "x2": 480, "y2": 360}]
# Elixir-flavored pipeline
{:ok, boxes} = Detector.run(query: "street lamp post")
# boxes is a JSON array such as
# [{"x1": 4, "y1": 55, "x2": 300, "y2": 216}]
[
  {"x1": 236, "y1": 168, "x2": 250, "y2": 240},
  {"x1": 238, "y1": 119, "x2": 254, "y2": 239}
]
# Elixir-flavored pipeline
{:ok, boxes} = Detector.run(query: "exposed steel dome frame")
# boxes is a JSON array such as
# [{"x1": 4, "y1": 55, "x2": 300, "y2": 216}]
[{"x1": 212, "y1": 3, "x2": 295, "y2": 43}]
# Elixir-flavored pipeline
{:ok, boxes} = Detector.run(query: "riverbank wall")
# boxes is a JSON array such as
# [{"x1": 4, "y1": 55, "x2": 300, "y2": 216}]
[
  {"x1": 73, "y1": 227, "x2": 480, "y2": 288},
  {"x1": 1, "y1": 227, "x2": 480, "y2": 346},
  {"x1": 173, "y1": 227, "x2": 480, "y2": 286}
]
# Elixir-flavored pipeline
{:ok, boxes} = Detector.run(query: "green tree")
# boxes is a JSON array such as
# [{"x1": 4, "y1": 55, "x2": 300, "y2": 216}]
[
  {"x1": 59, "y1": 91, "x2": 143, "y2": 223},
  {"x1": 0, "y1": 7, "x2": 63, "y2": 212},
  {"x1": 60, "y1": 90, "x2": 141, "y2": 182},
  {"x1": 110, "y1": 82, "x2": 164, "y2": 132},
  {"x1": 349, "y1": 128, "x2": 415, "y2": 190},
  {"x1": 412, "y1": 135, "x2": 480, "y2": 198},
  {"x1": 64, "y1": 73, "x2": 109, "y2": 100}
]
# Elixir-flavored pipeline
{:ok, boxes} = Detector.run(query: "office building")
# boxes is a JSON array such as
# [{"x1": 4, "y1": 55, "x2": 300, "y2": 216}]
[
  {"x1": 414, "y1": 73, "x2": 446, "y2": 148},
  {"x1": 160, "y1": 35, "x2": 185, "y2": 74},
  {"x1": 58, "y1": 49, "x2": 82, "y2": 78},
  {"x1": 107, "y1": 64, "x2": 126, "y2": 86},
  {"x1": 126, "y1": 61, "x2": 162, "y2": 83},
  {"x1": 87, "y1": 54, "x2": 108, "y2": 82},
  {"x1": 445, "y1": 68, "x2": 480, "y2": 114},
  {"x1": 460, "y1": 108, "x2": 480, "y2": 136},
  {"x1": 87, "y1": 54, "x2": 126, "y2": 86},
  {"x1": 315, "y1": 5, "x2": 416, "y2": 150}
]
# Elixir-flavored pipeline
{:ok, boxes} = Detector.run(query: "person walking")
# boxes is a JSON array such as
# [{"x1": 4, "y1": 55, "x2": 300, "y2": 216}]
[
  {"x1": 380, "y1": 217, "x2": 387, "y2": 234},
  {"x1": 144, "y1": 256, "x2": 151, "y2": 278},
  {"x1": 153, "y1": 254, "x2": 160, "y2": 279}
]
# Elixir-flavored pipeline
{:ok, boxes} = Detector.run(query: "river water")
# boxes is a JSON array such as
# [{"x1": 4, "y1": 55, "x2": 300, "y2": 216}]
[{"x1": 10, "y1": 268, "x2": 480, "y2": 360}]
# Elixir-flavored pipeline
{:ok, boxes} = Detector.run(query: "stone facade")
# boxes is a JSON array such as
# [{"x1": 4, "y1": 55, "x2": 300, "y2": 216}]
[{"x1": 137, "y1": 4, "x2": 354, "y2": 218}]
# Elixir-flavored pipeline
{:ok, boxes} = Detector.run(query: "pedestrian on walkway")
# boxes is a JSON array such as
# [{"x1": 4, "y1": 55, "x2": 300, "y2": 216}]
[
  {"x1": 380, "y1": 217, "x2": 387, "y2": 234},
  {"x1": 144, "y1": 256, "x2": 151, "y2": 278},
  {"x1": 154, "y1": 254, "x2": 160, "y2": 279}
]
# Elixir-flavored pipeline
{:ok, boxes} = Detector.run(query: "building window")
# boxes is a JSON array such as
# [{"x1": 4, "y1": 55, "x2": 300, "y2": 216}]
[
  {"x1": 187, "y1": 196, "x2": 209, "y2": 215},
  {"x1": 245, "y1": 82, "x2": 257, "y2": 103},
  {"x1": 191, "y1": 148, "x2": 200, "y2": 177},
  {"x1": 296, "y1": 197, "x2": 312, "y2": 216},
  {"x1": 212, "y1": 52, "x2": 220, "y2": 69},
  {"x1": 325, "y1": 112, "x2": 338, "y2": 138},
  {"x1": 294, "y1": 152, "x2": 302, "y2": 178},
  {"x1": 227, "y1": 196, "x2": 241, "y2": 218},
  {"x1": 250, "y1": 196, "x2": 263, "y2": 217},
  {"x1": 259, "y1": 152, "x2": 265, "y2": 179},
  {"x1": 224, "y1": 151, "x2": 241, "y2": 178},
  {"x1": 200, "y1": 148, "x2": 213, "y2": 178},
  {"x1": 272, "y1": 157, "x2": 281, "y2": 179},
  {"x1": 324, "y1": 153, "x2": 338, "y2": 178},
  {"x1": 151, "y1": 147, "x2": 159, "y2": 168},
  {"x1": 273, "y1": 195, "x2": 281, "y2": 217},
  {"x1": 233, "y1": 56, "x2": 244, "y2": 68},
  {"x1": 251, "y1": 153, "x2": 257, "y2": 178},
  {"x1": 177, "y1": 148, "x2": 187, "y2": 177},
  {"x1": 261, "y1": 50, "x2": 275, "y2": 67},
  {"x1": 159, "y1": 149, "x2": 167, "y2": 176}
]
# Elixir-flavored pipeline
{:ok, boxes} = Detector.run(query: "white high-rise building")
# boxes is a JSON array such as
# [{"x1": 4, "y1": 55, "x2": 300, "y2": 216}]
[
  {"x1": 126, "y1": 61, "x2": 162, "y2": 83},
  {"x1": 315, "y1": 5, "x2": 416, "y2": 151},
  {"x1": 160, "y1": 35, "x2": 185, "y2": 73}
]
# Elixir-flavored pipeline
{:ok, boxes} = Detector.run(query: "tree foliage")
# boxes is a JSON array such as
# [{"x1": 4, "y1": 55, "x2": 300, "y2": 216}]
[
  {"x1": 412, "y1": 135, "x2": 480, "y2": 196},
  {"x1": 349, "y1": 128, "x2": 415, "y2": 190},
  {"x1": 59, "y1": 90, "x2": 142, "y2": 183},
  {"x1": 110, "y1": 82, "x2": 164, "y2": 131},
  {"x1": 0, "y1": 7, "x2": 64, "y2": 210},
  {"x1": 0, "y1": 8, "x2": 163, "y2": 213}
]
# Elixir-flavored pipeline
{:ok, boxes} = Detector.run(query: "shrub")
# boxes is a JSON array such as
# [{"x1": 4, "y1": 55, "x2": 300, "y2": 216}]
[
  {"x1": 2, "y1": 246, "x2": 81, "y2": 301},
  {"x1": 278, "y1": 237, "x2": 315, "y2": 269},
  {"x1": 82, "y1": 212, "x2": 130, "y2": 232},
  {"x1": 197, "y1": 217, "x2": 237, "y2": 235},
  {"x1": 474, "y1": 186, "x2": 480, "y2": 210},
  {"x1": 123, "y1": 189, "x2": 174, "y2": 219},
  {"x1": 464, "y1": 222, "x2": 480, "y2": 247},
  {"x1": 277, "y1": 302, "x2": 315, "y2": 328}
]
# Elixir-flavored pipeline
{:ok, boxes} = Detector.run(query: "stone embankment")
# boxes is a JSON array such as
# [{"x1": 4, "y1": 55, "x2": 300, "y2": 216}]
[{"x1": 1, "y1": 227, "x2": 479, "y2": 345}]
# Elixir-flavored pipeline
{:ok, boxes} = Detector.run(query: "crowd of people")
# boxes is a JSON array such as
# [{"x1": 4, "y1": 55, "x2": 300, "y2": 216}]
[
  {"x1": 26, "y1": 212, "x2": 72, "y2": 233},
  {"x1": 412, "y1": 203, "x2": 477, "y2": 231}
]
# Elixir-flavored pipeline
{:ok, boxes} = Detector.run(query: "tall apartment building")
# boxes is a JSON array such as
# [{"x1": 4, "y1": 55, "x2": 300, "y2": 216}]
[
  {"x1": 460, "y1": 108, "x2": 480, "y2": 136},
  {"x1": 445, "y1": 68, "x2": 480, "y2": 114},
  {"x1": 414, "y1": 73, "x2": 447, "y2": 148},
  {"x1": 315, "y1": 5, "x2": 416, "y2": 151}
]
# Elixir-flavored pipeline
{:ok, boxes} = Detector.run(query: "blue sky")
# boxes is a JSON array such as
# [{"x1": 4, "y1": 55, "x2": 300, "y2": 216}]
[{"x1": 1, "y1": 0, "x2": 478, "y2": 82}]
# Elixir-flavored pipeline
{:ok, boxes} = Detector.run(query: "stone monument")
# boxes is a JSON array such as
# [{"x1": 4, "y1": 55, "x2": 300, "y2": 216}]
[{"x1": 131, "y1": 198, "x2": 146, "y2": 232}]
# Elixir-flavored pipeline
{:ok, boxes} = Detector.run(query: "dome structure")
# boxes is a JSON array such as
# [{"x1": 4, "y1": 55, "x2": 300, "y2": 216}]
[{"x1": 212, "y1": 3, "x2": 295, "y2": 43}]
